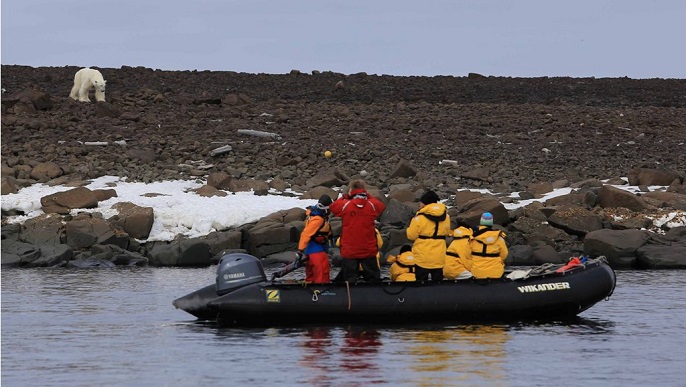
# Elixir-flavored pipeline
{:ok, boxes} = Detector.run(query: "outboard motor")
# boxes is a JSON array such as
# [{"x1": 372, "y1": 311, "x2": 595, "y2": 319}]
[{"x1": 216, "y1": 253, "x2": 266, "y2": 296}]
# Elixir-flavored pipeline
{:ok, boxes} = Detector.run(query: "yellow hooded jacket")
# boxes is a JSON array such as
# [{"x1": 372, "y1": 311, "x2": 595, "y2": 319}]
[
  {"x1": 386, "y1": 251, "x2": 416, "y2": 282},
  {"x1": 469, "y1": 226, "x2": 508, "y2": 279},
  {"x1": 444, "y1": 226, "x2": 473, "y2": 279},
  {"x1": 406, "y1": 202, "x2": 451, "y2": 269}
]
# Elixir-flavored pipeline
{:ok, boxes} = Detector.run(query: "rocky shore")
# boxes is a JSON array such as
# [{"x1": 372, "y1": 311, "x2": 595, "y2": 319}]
[{"x1": 2, "y1": 65, "x2": 686, "y2": 270}]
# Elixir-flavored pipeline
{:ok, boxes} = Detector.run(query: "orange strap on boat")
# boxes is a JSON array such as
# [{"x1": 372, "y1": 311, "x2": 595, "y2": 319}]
[
  {"x1": 556, "y1": 257, "x2": 582, "y2": 273},
  {"x1": 346, "y1": 281, "x2": 351, "y2": 310}
]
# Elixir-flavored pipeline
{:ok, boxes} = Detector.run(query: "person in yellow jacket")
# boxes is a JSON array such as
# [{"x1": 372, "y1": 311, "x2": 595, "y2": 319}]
[
  {"x1": 444, "y1": 225, "x2": 473, "y2": 280},
  {"x1": 469, "y1": 212, "x2": 508, "y2": 279},
  {"x1": 406, "y1": 190, "x2": 451, "y2": 282},
  {"x1": 386, "y1": 245, "x2": 416, "y2": 281}
]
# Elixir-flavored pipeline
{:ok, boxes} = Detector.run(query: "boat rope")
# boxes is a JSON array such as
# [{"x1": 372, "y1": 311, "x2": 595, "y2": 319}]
[{"x1": 346, "y1": 281, "x2": 351, "y2": 310}]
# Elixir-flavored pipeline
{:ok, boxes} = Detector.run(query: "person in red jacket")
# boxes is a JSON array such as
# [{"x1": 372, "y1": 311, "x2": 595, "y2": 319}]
[{"x1": 329, "y1": 180, "x2": 386, "y2": 282}]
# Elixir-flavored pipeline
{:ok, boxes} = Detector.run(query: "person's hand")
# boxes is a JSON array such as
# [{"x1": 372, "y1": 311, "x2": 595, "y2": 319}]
[{"x1": 294, "y1": 251, "x2": 304, "y2": 266}]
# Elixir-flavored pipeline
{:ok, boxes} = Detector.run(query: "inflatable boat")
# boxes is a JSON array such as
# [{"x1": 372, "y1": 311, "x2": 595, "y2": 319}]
[{"x1": 173, "y1": 253, "x2": 616, "y2": 326}]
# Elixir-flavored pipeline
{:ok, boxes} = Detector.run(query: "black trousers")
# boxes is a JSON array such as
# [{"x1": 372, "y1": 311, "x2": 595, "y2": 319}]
[
  {"x1": 415, "y1": 266, "x2": 443, "y2": 282},
  {"x1": 337, "y1": 257, "x2": 381, "y2": 283}
]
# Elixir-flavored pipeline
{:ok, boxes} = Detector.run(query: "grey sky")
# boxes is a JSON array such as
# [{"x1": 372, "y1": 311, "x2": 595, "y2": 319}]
[{"x1": 2, "y1": 0, "x2": 685, "y2": 78}]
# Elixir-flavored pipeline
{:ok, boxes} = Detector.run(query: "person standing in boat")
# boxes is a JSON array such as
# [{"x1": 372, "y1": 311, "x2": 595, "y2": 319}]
[
  {"x1": 443, "y1": 223, "x2": 474, "y2": 280},
  {"x1": 332, "y1": 225, "x2": 384, "y2": 282},
  {"x1": 298, "y1": 194, "x2": 334, "y2": 283},
  {"x1": 406, "y1": 190, "x2": 451, "y2": 282},
  {"x1": 329, "y1": 180, "x2": 386, "y2": 282},
  {"x1": 469, "y1": 212, "x2": 509, "y2": 279},
  {"x1": 386, "y1": 244, "x2": 416, "y2": 281}
]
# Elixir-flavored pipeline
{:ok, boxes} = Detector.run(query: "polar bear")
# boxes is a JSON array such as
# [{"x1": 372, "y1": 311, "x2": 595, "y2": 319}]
[{"x1": 69, "y1": 67, "x2": 107, "y2": 102}]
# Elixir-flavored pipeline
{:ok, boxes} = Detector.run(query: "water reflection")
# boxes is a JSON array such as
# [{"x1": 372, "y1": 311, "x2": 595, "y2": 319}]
[
  {"x1": 298, "y1": 326, "x2": 384, "y2": 386},
  {"x1": 300, "y1": 327, "x2": 334, "y2": 386},
  {"x1": 509, "y1": 317, "x2": 616, "y2": 335},
  {"x1": 188, "y1": 322, "x2": 513, "y2": 386},
  {"x1": 401, "y1": 325, "x2": 510, "y2": 386}
]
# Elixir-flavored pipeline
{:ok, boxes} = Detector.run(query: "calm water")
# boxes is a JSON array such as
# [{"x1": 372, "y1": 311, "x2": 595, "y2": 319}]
[{"x1": 2, "y1": 266, "x2": 685, "y2": 387}]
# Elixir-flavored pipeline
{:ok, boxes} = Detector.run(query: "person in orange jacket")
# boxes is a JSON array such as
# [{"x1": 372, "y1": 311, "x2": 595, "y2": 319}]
[
  {"x1": 386, "y1": 244, "x2": 416, "y2": 282},
  {"x1": 444, "y1": 225, "x2": 473, "y2": 280},
  {"x1": 469, "y1": 212, "x2": 508, "y2": 279},
  {"x1": 298, "y1": 194, "x2": 334, "y2": 283},
  {"x1": 406, "y1": 190, "x2": 451, "y2": 282},
  {"x1": 330, "y1": 180, "x2": 386, "y2": 282}
]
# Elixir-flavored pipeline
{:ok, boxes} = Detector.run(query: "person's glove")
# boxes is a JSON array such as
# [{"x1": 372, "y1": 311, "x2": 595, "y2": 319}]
[{"x1": 294, "y1": 251, "x2": 305, "y2": 267}]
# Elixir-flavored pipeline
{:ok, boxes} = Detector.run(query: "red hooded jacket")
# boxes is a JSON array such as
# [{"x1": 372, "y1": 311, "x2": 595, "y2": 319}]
[{"x1": 329, "y1": 189, "x2": 386, "y2": 259}]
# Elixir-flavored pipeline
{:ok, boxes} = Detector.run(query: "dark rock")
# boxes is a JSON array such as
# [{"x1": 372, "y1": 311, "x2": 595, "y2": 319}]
[
  {"x1": 628, "y1": 167, "x2": 681, "y2": 186},
  {"x1": 597, "y1": 185, "x2": 654, "y2": 212},
  {"x1": 584, "y1": 229, "x2": 652, "y2": 268},
  {"x1": 148, "y1": 239, "x2": 211, "y2": 266}
]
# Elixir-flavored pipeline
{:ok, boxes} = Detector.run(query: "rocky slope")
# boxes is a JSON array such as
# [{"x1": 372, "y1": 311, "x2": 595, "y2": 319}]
[
  {"x1": 2, "y1": 65, "x2": 686, "y2": 269},
  {"x1": 2, "y1": 65, "x2": 685, "y2": 193}
]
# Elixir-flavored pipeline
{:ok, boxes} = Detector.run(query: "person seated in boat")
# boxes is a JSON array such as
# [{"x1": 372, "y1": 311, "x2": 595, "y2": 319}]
[
  {"x1": 298, "y1": 194, "x2": 334, "y2": 283},
  {"x1": 469, "y1": 212, "x2": 509, "y2": 279},
  {"x1": 406, "y1": 190, "x2": 451, "y2": 282},
  {"x1": 443, "y1": 223, "x2": 473, "y2": 280},
  {"x1": 386, "y1": 244, "x2": 416, "y2": 281},
  {"x1": 329, "y1": 179, "x2": 386, "y2": 282}
]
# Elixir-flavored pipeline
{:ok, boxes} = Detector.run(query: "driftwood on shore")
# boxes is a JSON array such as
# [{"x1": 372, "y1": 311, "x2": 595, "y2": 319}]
[
  {"x1": 237, "y1": 129, "x2": 282, "y2": 140},
  {"x1": 209, "y1": 145, "x2": 232, "y2": 157}
]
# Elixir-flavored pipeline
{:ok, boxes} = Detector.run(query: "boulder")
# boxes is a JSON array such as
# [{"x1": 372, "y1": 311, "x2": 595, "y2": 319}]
[
  {"x1": 636, "y1": 242, "x2": 686, "y2": 269},
  {"x1": 110, "y1": 202, "x2": 154, "y2": 239},
  {"x1": 202, "y1": 230, "x2": 243, "y2": 256},
  {"x1": 627, "y1": 167, "x2": 681, "y2": 186},
  {"x1": 147, "y1": 239, "x2": 211, "y2": 266},
  {"x1": 27, "y1": 244, "x2": 74, "y2": 268},
  {"x1": 229, "y1": 179, "x2": 270, "y2": 195},
  {"x1": 305, "y1": 168, "x2": 350, "y2": 188},
  {"x1": 19, "y1": 213, "x2": 64, "y2": 246},
  {"x1": 30, "y1": 162, "x2": 64, "y2": 182},
  {"x1": 65, "y1": 214, "x2": 119, "y2": 249},
  {"x1": 455, "y1": 198, "x2": 509, "y2": 228},
  {"x1": 546, "y1": 205, "x2": 603, "y2": 237},
  {"x1": 583, "y1": 229, "x2": 652, "y2": 268},
  {"x1": 597, "y1": 185, "x2": 653, "y2": 212},
  {"x1": 378, "y1": 198, "x2": 414, "y2": 228},
  {"x1": 388, "y1": 159, "x2": 418, "y2": 179},
  {"x1": 506, "y1": 244, "x2": 535, "y2": 266},
  {"x1": 41, "y1": 187, "x2": 98, "y2": 214}
]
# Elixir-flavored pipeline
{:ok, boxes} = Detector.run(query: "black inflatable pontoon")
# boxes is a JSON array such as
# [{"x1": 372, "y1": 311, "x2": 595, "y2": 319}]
[{"x1": 173, "y1": 253, "x2": 616, "y2": 325}]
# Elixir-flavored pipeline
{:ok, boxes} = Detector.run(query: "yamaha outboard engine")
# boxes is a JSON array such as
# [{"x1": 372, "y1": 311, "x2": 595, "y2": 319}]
[{"x1": 216, "y1": 253, "x2": 266, "y2": 296}]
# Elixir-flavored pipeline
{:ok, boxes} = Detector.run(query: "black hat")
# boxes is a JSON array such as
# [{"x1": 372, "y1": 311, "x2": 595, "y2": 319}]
[
  {"x1": 316, "y1": 194, "x2": 333, "y2": 211},
  {"x1": 420, "y1": 190, "x2": 439, "y2": 205},
  {"x1": 318, "y1": 194, "x2": 333, "y2": 207}
]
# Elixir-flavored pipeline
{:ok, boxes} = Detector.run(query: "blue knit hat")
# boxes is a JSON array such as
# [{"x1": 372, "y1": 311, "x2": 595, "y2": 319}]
[{"x1": 480, "y1": 212, "x2": 494, "y2": 226}]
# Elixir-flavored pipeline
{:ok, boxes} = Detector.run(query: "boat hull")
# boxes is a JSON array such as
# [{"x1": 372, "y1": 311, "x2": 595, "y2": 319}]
[{"x1": 174, "y1": 259, "x2": 616, "y2": 326}]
